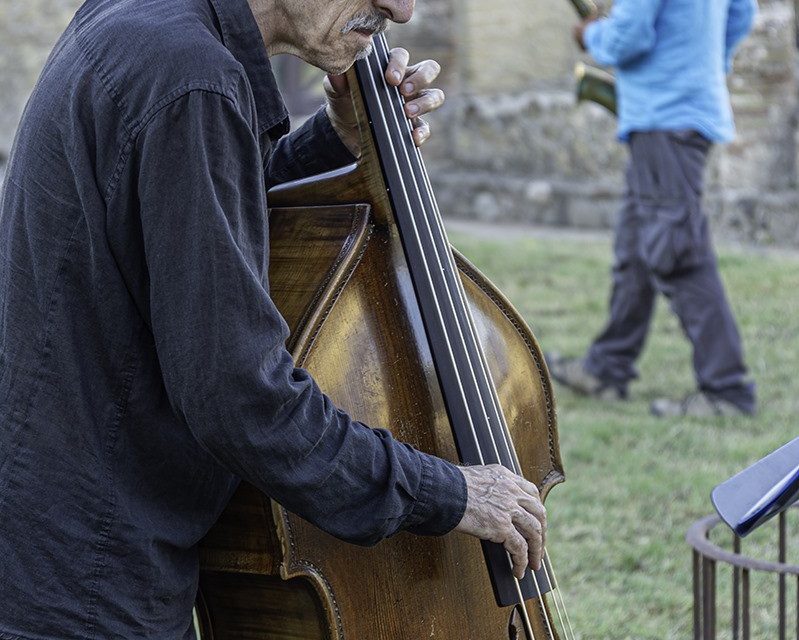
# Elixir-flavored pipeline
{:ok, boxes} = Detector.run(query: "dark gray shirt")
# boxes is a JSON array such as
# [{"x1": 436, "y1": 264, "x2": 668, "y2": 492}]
[{"x1": 0, "y1": 0, "x2": 466, "y2": 637}]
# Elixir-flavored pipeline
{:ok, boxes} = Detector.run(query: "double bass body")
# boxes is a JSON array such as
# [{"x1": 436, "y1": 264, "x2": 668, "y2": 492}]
[{"x1": 197, "y1": 56, "x2": 565, "y2": 640}]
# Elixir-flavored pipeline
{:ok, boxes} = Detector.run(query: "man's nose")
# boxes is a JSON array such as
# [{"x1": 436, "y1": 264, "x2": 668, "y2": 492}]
[{"x1": 374, "y1": 0, "x2": 414, "y2": 23}]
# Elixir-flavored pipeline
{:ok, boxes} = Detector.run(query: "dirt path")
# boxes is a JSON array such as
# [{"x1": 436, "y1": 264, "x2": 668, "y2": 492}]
[{"x1": 445, "y1": 217, "x2": 799, "y2": 260}]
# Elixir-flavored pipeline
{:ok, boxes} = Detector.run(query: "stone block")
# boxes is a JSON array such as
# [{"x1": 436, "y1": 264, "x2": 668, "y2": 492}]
[{"x1": 0, "y1": 0, "x2": 83, "y2": 160}]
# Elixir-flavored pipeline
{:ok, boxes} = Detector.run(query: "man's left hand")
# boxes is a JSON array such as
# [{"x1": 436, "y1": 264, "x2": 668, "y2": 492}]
[
  {"x1": 573, "y1": 16, "x2": 598, "y2": 51},
  {"x1": 325, "y1": 47, "x2": 445, "y2": 157}
]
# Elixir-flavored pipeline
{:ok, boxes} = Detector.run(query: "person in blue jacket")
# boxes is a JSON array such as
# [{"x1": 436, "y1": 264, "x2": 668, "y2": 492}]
[{"x1": 548, "y1": 0, "x2": 758, "y2": 417}]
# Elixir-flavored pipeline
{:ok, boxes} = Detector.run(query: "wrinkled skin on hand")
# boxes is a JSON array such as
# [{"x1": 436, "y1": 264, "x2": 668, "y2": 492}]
[
  {"x1": 455, "y1": 464, "x2": 547, "y2": 580},
  {"x1": 325, "y1": 46, "x2": 445, "y2": 156}
]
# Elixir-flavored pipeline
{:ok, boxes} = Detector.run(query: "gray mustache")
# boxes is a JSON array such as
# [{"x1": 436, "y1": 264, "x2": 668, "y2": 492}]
[{"x1": 341, "y1": 11, "x2": 389, "y2": 35}]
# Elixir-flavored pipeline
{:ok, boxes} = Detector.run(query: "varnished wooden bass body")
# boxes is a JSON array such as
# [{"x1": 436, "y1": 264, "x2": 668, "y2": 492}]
[{"x1": 197, "y1": 59, "x2": 565, "y2": 639}]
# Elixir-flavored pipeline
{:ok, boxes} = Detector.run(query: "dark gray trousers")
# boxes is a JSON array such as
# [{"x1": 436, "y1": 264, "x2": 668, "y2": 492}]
[{"x1": 584, "y1": 131, "x2": 756, "y2": 411}]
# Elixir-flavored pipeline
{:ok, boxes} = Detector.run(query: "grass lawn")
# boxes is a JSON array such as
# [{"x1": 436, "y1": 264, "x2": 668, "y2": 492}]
[{"x1": 449, "y1": 223, "x2": 799, "y2": 639}]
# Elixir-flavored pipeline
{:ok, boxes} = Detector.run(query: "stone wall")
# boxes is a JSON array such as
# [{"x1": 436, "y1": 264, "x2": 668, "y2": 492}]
[
  {"x1": 2, "y1": 0, "x2": 798, "y2": 245},
  {"x1": 0, "y1": 0, "x2": 82, "y2": 165},
  {"x1": 392, "y1": 0, "x2": 799, "y2": 246},
  {"x1": 711, "y1": 0, "x2": 799, "y2": 243}
]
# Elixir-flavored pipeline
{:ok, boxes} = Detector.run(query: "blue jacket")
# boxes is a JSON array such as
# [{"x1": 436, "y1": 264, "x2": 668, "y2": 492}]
[{"x1": 584, "y1": 0, "x2": 757, "y2": 142}]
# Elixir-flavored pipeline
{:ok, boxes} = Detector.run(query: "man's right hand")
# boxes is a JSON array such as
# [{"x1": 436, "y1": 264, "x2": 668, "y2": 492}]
[{"x1": 455, "y1": 464, "x2": 547, "y2": 580}]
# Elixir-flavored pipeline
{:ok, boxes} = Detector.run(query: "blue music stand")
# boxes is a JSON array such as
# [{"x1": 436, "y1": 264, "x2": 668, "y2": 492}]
[{"x1": 712, "y1": 437, "x2": 799, "y2": 538}]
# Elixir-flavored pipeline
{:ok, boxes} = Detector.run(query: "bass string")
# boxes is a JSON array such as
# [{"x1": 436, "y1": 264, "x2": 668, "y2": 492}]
[
  {"x1": 361, "y1": 38, "x2": 542, "y2": 635},
  {"x1": 371, "y1": 33, "x2": 580, "y2": 639},
  {"x1": 361, "y1": 41, "x2": 540, "y2": 640},
  {"x1": 373, "y1": 33, "x2": 575, "y2": 640},
  {"x1": 403, "y1": 89, "x2": 579, "y2": 640},
  {"x1": 363, "y1": 39, "x2": 505, "y2": 478},
  {"x1": 543, "y1": 552, "x2": 577, "y2": 638},
  {"x1": 425, "y1": 238, "x2": 571, "y2": 639},
  {"x1": 368, "y1": 43, "x2": 515, "y2": 474},
  {"x1": 365, "y1": 42, "x2": 540, "y2": 640},
  {"x1": 359, "y1": 45, "x2": 492, "y2": 459},
  {"x1": 372, "y1": 57, "x2": 565, "y2": 637},
  {"x1": 371, "y1": 35, "x2": 513, "y2": 476},
  {"x1": 372, "y1": 33, "x2": 566, "y2": 635},
  {"x1": 389, "y1": 53, "x2": 576, "y2": 640},
  {"x1": 367, "y1": 39, "x2": 550, "y2": 637},
  {"x1": 358, "y1": 47, "x2": 481, "y2": 455},
  {"x1": 373, "y1": 37, "x2": 529, "y2": 480},
  {"x1": 367, "y1": 36, "x2": 552, "y2": 640}
]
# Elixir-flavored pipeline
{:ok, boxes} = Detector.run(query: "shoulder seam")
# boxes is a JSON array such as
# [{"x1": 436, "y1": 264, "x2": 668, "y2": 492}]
[
  {"x1": 70, "y1": 9, "x2": 246, "y2": 203},
  {"x1": 104, "y1": 85, "x2": 241, "y2": 204},
  {"x1": 73, "y1": 25, "x2": 135, "y2": 137}
]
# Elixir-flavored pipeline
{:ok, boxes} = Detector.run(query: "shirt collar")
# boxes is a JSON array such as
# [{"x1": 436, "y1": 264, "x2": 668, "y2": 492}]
[{"x1": 208, "y1": 0, "x2": 290, "y2": 140}]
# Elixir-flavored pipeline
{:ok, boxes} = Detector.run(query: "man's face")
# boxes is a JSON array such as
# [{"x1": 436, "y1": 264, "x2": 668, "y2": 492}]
[{"x1": 279, "y1": 0, "x2": 415, "y2": 74}]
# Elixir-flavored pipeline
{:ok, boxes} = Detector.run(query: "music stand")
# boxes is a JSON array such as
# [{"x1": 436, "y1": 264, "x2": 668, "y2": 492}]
[{"x1": 712, "y1": 437, "x2": 799, "y2": 538}]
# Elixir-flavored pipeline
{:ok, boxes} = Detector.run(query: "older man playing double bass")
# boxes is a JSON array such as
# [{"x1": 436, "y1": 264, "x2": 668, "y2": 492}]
[{"x1": 0, "y1": 0, "x2": 547, "y2": 637}]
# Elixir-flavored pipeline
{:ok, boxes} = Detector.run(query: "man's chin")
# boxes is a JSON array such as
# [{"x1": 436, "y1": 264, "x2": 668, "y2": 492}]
[
  {"x1": 354, "y1": 43, "x2": 373, "y2": 61},
  {"x1": 323, "y1": 60, "x2": 354, "y2": 75},
  {"x1": 321, "y1": 45, "x2": 372, "y2": 75}
]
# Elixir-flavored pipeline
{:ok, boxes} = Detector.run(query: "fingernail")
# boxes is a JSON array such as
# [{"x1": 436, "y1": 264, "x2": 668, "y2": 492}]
[
  {"x1": 406, "y1": 103, "x2": 419, "y2": 115},
  {"x1": 404, "y1": 82, "x2": 414, "y2": 94},
  {"x1": 392, "y1": 70, "x2": 401, "y2": 82}
]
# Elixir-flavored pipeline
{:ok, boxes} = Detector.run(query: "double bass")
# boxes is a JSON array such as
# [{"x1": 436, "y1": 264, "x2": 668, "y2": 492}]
[{"x1": 196, "y1": 34, "x2": 573, "y2": 639}]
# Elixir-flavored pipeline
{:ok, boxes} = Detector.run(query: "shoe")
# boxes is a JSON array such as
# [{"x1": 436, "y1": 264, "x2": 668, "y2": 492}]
[
  {"x1": 545, "y1": 352, "x2": 627, "y2": 400},
  {"x1": 650, "y1": 392, "x2": 754, "y2": 418}
]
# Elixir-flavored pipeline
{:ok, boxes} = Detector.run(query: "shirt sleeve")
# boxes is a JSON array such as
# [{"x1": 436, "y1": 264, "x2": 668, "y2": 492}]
[
  {"x1": 725, "y1": 0, "x2": 757, "y2": 74},
  {"x1": 583, "y1": 0, "x2": 665, "y2": 67},
  {"x1": 265, "y1": 107, "x2": 356, "y2": 190},
  {"x1": 132, "y1": 88, "x2": 466, "y2": 546}
]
